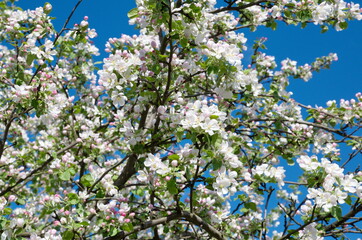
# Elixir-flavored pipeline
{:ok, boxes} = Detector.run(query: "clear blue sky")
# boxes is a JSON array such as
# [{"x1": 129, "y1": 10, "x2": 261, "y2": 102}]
[{"x1": 17, "y1": 0, "x2": 362, "y2": 107}]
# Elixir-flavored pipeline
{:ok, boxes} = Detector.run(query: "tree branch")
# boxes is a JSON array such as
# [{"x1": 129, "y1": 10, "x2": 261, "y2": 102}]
[
  {"x1": 113, "y1": 153, "x2": 138, "y2": 189},
  {"x1": 88, "y1": 155, "x2": 130, "y2": 193},
  {"x1": 104, "y1": 212, "x2": 180, "y2": 240},
  {"x1": 53, "y1": 0, "x2": 84, "y2": 45},
  {"x1": 113, "y1": 106, "x2": 150, "y2": 189},
  {"x1": 104, "y1": 211, "x2": 225, "y2": 240},
  {"x1": 211, "y1": 0, "x2": 270, "y2": 14},
  {"x1": 0, "y1": 141, "x2": 79, "y2": 197},
  {"x1": 324, "y1": 203, "x2": 362, "y2": 233},
  {"x1": 181, "y1": 211, "x2": 225, "y2": 240},
  {"x1": 0, "y1": 108, "x2": 16, "y2": 159}
]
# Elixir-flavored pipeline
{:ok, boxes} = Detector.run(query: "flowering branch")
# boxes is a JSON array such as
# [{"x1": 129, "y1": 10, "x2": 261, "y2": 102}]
[
  {"x1": 105, "y1": 211, "x2": 225, "y2": 240},
  {"x1": 0, "y1": 141, "x2": 79, "y2": 197},
  {"x1": 324, "y1": 203, "x2": 362, "y2": 233}
]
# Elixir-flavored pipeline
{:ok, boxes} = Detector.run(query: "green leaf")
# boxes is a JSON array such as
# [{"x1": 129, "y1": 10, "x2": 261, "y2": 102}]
[
  {"x1": 67, "y1": 193, "x2": 79, "y2": 205},
  {"x1": 26, "y1": 54, "x2": 37, "y2": 66},
  {"x1": 284, "y1": 10, "x2": 292, "y2": 18},
  {"x1": 122, "y1": 222, "x2": 134, "y2": 232},
  {"x1": 16, "y1": 198, "x2": 26, "y2": 205},
  {"x1": 59, "y1": 170, "x2": 71, "y2": 181},
  {"x1": 185, "y1": 167, "x2": 192, "y2": 180},
  {"x1": 212, "y1": 158, "x2": 222, "y2": 170},
  {"x1": 180, "y1": 38, "x2": 188, "y2": 48},
  {"x1": 266, "y1": 21, "x2": 277, "y2": 30},
  {"x1": 110, "y1": 227, "x2": 118, "y2": 236},
  {"x1": 238, "y1": 194, "x2": 247, "y2": 202},
  {"x1": 190, "y1": 3, "x2": 201, "y2": 13},
  {"x1": 210, "y1": 133, "x2": 221, "y2": 146},
  {"x1": 240, "y1": 207, "x2": 248, "y2": 213},
  {"x1": 69, "y1": 167, "x2": 76, "y2": 175},
  {"x1": 127, "y1": 8, "x2": 138, "y2": 19},
  {"x1": 96, "y1": 189, "x2": 105, "y2": 198},
  {"x1": 3, "y1": 208, "x2": 12, "y2": 215},
  {"x1": 168, "y1": 154, "x2": 180, "y2": 160},
  {"x1": 132, "y1": 143, "x2": 144, "y2": 154},
  {"x1": 167, "y1": 178, "x2": 178, "y2": 195},
  {"x1": 16, "y1": 67, "x2": 25, "y2": 83},
  {"x1": 274, "y1": 120, "x2": 282, "y2": 129},
  {"x1": 345, "y1": 195, "x2": 352, "y2": 205},
  {"x1": 79, "y1": 221, "x2": 90, "y2": 226},
  {"x1": 286, "y1": 157, "x2": 295, "y2": 166},
  {"x1": 80, "y1": 174, "x2": 93, "y2": 187},
  {"x1": 331, "y1": 206, "x2": 342, "y2": 221},
  {"x1": 62, "y1": 230, "x2": 74, "y2": 240},
  {"x1": 339, "y1": 21, "x2": 348, "y2": 30},
  {"x1": 205, "y1": 149, "x2": 215, "y2": 158},
  {"x1": 134, "y1": 187, "x2": 145, "y2": 197},
  {"x1": 355, "y1": 175, "x2": 362, "y2": 182},
  {"x1": 305, "y1": 115, "x2": 314, "y2": 121},
  {"x1": 245, "y1": 202, "x2": 257, "y2": 211},
  {"x1": 51, "y1": 151, "x2": 58, "y2": 159},
  {"x1": 176, "y1": 129, "x2": 184, "y2": 141},
  {"x1": 271, "y1": 21, "x2": 277, "y2": 30},
  {"x1": 321, "y1": 25, "x2": 329, "y2": 33}
]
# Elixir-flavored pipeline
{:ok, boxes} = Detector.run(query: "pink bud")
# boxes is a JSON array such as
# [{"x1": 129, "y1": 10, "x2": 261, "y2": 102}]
[
  {"x1": 8, "y1": 195, "x2": 16, "y2": 202},
  {"x1": 171, "y1": 160, "x2": 178, "y2": 167}
]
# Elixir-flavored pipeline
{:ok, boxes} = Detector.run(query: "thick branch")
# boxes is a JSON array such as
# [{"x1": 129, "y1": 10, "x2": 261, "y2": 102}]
[
  {"x1": 104, "y1": 211, "x2": 225, "y2": 240},
  {"x1": 181, "y1": 211, "x2": 225, "y2": 240},
  {"x1": 0, "y1": 109, "x2": 16, "y2": 159},
  {"x1": 113, "y1": 154, "x2": 138, "y2": 189},
  {"x1": 113, "y1": 107, "x2": 150, "y2": 189}
]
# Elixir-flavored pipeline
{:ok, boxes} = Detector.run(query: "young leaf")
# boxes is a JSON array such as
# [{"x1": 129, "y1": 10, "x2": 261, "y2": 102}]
[
  {"x1": 167, "y1": 178, "x2": 178, "y2": 195},
  {"x1": 331, "y1": 206, "x2": 342, "y2": 221}
]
